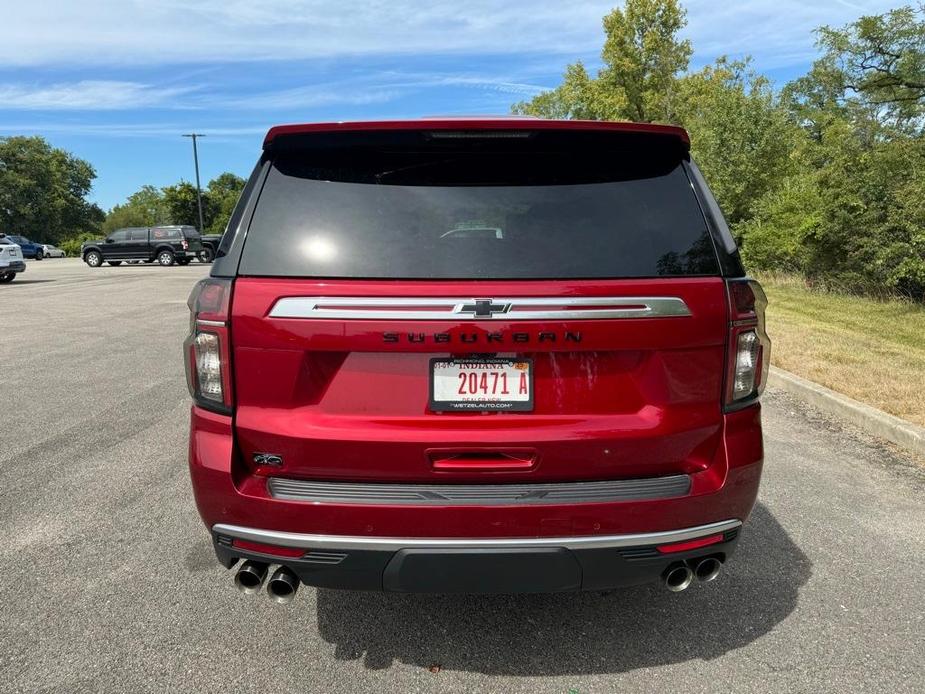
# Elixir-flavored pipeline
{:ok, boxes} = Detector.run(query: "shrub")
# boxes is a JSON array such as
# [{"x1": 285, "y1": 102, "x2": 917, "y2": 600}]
[{"x1": 59, "y1": 232, "x2": 100, "y2": 258}]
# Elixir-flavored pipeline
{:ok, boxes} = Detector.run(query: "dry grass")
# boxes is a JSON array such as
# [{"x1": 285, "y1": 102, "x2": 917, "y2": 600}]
[{"x1": 757, "y1": 273, "x2": 925, "y2": 426}]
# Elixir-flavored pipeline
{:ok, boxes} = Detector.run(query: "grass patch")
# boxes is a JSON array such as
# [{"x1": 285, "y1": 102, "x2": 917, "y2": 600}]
[{"x1": 757, "y1": 273, "x2": 925, "y2": 426}]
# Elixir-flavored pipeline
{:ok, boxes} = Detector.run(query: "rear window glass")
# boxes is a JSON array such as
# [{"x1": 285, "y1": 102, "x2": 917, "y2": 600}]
[
  {"x1": 152, "y1": 228, "x2": 181, "y2": 240},
  {"x1": 240, "y1": 147, "x2": 718, "y2": 279}
]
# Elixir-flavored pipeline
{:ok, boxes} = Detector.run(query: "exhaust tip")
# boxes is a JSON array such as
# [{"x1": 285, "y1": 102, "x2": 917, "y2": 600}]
[
  {"x1": 267, "y1": 566, "x2": 300, "y2": 604},
  {"x1": 664, "y1": 564, "x2": 694, "y2": 592},
  {"x1": 694, "y1": 557, "x2": 722, "y2": 583},
  {"x1": 234, "y1": 561, "x2": 269, "y2": 595}
]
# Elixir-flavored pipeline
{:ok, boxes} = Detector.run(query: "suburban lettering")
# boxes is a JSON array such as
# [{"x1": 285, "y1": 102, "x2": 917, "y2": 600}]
[{"x1": 382, "y1": 331, "x2": 583, "y2": 344}]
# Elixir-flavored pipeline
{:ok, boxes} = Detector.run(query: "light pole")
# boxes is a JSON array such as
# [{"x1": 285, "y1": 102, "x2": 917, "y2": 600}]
[{"x1": 182, "y1": 133, "x2": 206, "y2": 233}]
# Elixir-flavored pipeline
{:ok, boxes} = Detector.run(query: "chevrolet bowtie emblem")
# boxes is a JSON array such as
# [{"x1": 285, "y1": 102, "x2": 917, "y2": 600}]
[{"x1": 456, "y1": 299, "x2": 512, "y2": 317}]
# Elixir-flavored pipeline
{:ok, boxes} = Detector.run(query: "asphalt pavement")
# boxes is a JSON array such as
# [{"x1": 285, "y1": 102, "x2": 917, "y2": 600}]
[{"x1": 1, "y1": 258, "x2": 923, "y2": 693}]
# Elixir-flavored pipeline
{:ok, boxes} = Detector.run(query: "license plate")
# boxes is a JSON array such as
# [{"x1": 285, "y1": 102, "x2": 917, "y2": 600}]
[{"x1": 430, "y1": 358, "x2": 533, "y2": 412}]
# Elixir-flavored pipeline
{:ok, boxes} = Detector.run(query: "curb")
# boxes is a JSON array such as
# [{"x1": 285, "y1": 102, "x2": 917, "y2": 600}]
[{"x1": 767, "y1": 366, "x2": 925, "y2": 457}]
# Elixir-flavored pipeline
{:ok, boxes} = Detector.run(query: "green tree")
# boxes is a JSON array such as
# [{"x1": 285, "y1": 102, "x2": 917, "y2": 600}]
[
  {"x1": 816, "y1": 4, "x2": 925, "y2": 124},
  {"x1": 161, "y1": 181, "x2": 203, "y2": 228},
  {"x1": 514, "y1": 0, "x2": 691, "y2": 122},
  {"x1": 205, "y1": 172, "x2": 246, "y2": 234},
  {"x1": 103, "y1": 173, "x2": 245, "y2": 236},
  {"x1": 742, "y1": 6, "x2": 925, "y2": 298},
  {"x1": 677, "y1": 58, "x2": 800, "y2": 226},
  {"x1": 102, "y1": 185, "x2": 168, "y2": 233},
  {"x1": 0, "y1": 136, "x2": 103, "y2": 243}
]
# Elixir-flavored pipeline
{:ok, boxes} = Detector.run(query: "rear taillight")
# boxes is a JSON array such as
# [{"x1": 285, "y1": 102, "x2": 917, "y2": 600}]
[
  {"x1": 724, "y1": 279, "x2": 770, "y2": 409},
  {"x1": 184, "y1": 278, "x2": 233, "y2": 414}
]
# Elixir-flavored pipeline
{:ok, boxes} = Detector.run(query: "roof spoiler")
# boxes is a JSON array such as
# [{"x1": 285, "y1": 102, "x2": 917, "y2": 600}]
[{"x1": 263, "y1": 119, "x2": 690, "y2": 151}]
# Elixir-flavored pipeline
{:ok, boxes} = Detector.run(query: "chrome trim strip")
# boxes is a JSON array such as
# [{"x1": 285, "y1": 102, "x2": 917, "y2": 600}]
[
  {"x1": 268, "y1": 296, "x2": 691, "y2": 321},
  {"x1": 212, "y1": 519, "x2": 741, "y2": 552},
  {"x1": 196, "y1": 319, "x2": 226, "y2": 327},
  {"x1": 267, "y1": 475, "x2": 691, "y2": 505}
]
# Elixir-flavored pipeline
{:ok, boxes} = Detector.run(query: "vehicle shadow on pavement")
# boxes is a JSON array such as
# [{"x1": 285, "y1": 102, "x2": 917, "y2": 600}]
[{"x1": 315, "y1": 503, "x2": 809, "y2": 674}]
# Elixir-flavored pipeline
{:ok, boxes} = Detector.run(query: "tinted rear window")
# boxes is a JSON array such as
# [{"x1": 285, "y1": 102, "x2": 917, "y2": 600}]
[{"x1": 240, "y1": 145, "x2": 718, "y2": 279}]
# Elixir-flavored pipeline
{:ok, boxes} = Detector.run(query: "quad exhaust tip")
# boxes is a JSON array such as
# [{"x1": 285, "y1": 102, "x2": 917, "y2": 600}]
[
  {"x1": 267, "y1": 567, "x2": 300, "y2": 604},
  {"x1": 694, "y1": 557, "x2": 722, "y2": 583},
  {"x1": 234, "y1": 561, "x2": 268, "y2": 595},
  {"x1": 664, "y1": 557, "x2": 723, "y2": 592},
  {"x1": 664, "y1": 564, "x2": 694, "y2": 592},
  {"x1": 233, "y1": 561, "x2": 301, "y2": 603}
]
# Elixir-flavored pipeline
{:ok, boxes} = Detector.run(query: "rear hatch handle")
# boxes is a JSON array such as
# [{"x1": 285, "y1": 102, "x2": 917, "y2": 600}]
[{"x1": 428, "y1": 449, "x2": 538, "y2": 472}]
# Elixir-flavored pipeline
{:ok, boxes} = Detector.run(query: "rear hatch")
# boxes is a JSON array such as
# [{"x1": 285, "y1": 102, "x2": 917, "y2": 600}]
[{"x1": 230, "y1": 125, "x2": 729, "y2": 484}]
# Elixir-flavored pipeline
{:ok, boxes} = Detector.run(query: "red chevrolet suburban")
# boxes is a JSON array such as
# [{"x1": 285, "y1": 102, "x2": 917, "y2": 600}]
[{"x1": 185, "y1": 118, "x2": 769, "y2": 602}]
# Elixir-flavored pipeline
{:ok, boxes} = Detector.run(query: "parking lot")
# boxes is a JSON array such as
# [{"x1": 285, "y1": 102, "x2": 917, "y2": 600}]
[{"x1": 1, "y1": 258, "x2": 924, "y2": 693}]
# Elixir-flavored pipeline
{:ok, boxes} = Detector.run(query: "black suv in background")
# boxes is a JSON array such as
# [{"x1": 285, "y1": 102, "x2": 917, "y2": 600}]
[{"x1": 82, "y1": 226, "x2": 203, "y2": 267}]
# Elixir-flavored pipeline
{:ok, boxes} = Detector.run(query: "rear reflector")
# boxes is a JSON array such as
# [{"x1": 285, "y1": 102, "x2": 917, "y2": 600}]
[
  {"x1": 231, "y1": 539, "x2": 305, "y2": 558},
  {"x1": 656, "y1": 533, "x2": 725, "y2": 554}
]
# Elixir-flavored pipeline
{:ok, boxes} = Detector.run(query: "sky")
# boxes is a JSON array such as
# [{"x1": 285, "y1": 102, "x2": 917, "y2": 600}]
[{"x1": 0, "y1": 0, "x2": 899, "y2": 210}]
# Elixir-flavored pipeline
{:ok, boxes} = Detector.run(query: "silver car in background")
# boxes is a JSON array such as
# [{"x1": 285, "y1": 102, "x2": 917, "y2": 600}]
[{"x1": 42, "y1": 244, "x2": 67, "y2": 258}]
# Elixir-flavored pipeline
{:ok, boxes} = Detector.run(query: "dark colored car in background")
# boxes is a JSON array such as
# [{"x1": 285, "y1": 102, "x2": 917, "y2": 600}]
[
  {"x1": 4, "y1": 235, "x2": 45, "y2": 260},
  {"x1": 185, "y1": 119, "x2": 770, "y2": 603},
  {"x1": 82, "y1": 225, "x2": 204, "y2": 267}
]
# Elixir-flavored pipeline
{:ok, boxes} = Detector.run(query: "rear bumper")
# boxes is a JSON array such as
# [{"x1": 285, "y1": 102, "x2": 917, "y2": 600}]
[
  {"x1": 189, "y1": 403, "x2": 763, "y2": 592},
  {"x1": 1, "y1": 261, "x2": 25, "y2": 273},
  {"x1": 212, "y1": 520, "x2": 742, "y2": 592}
]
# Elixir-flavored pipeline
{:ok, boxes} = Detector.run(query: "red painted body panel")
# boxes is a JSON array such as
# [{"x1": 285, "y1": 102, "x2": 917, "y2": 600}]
[
  {"x1": 187, "y1": 273, "x2": 763, "y2": 541},
  {"x1": 230, "y1": 277, "x2": 729, "y2": 484},
  {"x1": 264, "y1": 118, "x2": 691, "y2": 147},
  {"x1": 188, "y1": 404, "x2": 762, "y2": 538}
]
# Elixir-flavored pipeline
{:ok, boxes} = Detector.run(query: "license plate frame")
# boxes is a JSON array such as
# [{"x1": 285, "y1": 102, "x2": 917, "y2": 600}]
[{"x1": 429, "y1": 357, "x2": 534, "y2": 412}]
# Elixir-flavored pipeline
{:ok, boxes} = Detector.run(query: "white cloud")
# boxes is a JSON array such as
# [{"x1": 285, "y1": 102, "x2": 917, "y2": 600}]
[
  {"x1": 0, "y1": 1, "x2": 612, "y2": 66},
  {"x1": 0, "y1": 1, "x2": 902, "y2": 70},
  {"x1": 227, "y1": 72, "x2": 547, "y2": 110},
  {"x1": 0, "y1": 0, "x2": 907, "y2": 122},
  {"x1": 0, "y1": 81, "x2": 195, "y2": 110},
  {"x1": 221, "y1": 85, "x2": 401, "y2": 110},
  {"x1": 389, "y1": 74, "x2": 547, "y2": 96},
  {"x1": 0, "y1": 70, "x2": 547, "y2": 112}
]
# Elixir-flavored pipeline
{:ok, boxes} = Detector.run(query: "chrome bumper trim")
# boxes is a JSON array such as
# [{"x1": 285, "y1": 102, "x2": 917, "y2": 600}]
[
  {"x1": 212, "y1": 519, "x2": 742, "y2": 552},
  {"x1": 267, "y1": 474, "x2": 691, "y2": 505}
]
